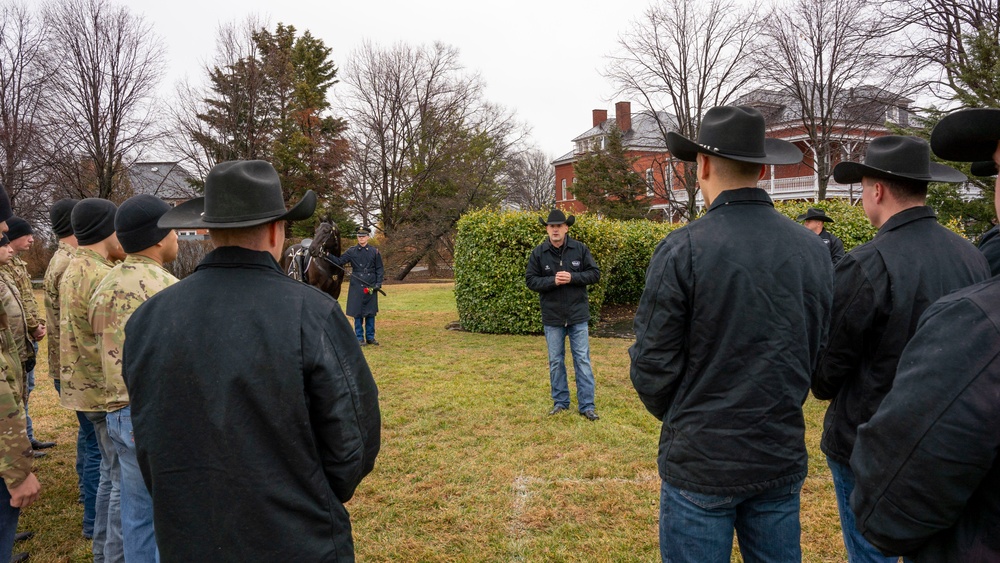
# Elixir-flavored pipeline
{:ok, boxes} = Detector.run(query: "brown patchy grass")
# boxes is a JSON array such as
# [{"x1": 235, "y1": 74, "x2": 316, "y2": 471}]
[{"x1": 18, "y1": 285, "x2": 846, "y2": 562}]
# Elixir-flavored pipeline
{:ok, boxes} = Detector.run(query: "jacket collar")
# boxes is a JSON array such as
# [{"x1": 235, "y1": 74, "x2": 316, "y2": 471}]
[
  {"x1": 877, "y1": 206, "x2": 936, "y2": 236},
  {"x1": 544, "y1": 234, "x2": 577, "y2": 253},
  {"x1": 196, "y1": 246, "x2": 283, "y2": 273},
  {"x1": 706, "y1": 187, "x2": 774, "y2": 213}
]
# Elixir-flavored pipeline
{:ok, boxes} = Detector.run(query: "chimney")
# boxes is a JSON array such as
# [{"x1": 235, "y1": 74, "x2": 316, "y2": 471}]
[
  {"x1": 592, "y1": 109, "x2": 608, "y2": 128},
  {"x1": 615, "y1": 101, "x2": 631, "y2": 133}
]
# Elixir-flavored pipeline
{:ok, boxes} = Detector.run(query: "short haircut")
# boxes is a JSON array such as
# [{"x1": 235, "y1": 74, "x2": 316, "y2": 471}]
[
  {"x1": 209, "y1": 223, "x2": 272, "y2": 249},
  {"x1": 873, "y1": 175, "x2": 928, "y2": 202},
  {"x1": 708, "y1": 155, "x2": 764, "y2": 183}
]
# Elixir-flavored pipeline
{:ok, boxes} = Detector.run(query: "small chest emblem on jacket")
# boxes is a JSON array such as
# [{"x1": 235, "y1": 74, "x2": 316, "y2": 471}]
[
  {"x1": 571, "y1": 260, "x2": 581, "y2": 268},
  {"x1": 543, "y1": 265, "x2": 551, "y2": 271}
]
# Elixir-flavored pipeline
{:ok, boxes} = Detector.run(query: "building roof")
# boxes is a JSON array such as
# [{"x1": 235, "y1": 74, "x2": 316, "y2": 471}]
[
  {"x1": 571, "y1": 110, "x2": 675, "y2": 149},
  {"x1": 735, "y1": 86, "x2": 914, "y2": 128},
  {"x1": 128, "y1": 162, "x2": 198, "y2": 200}
]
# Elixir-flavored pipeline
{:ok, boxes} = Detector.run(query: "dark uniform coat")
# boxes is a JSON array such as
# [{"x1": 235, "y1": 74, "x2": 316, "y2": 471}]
[
  {"x1": 330, "y1": 244, "x2": 384, "y2": 318},
  {"x1": 630, "y1": 188, "x2": 834, "y2": 495},
  {"x1": 525, "y1": 235, "x2": 600, "y2": 326},
  {"x1": 819, "y1": 228, "x2": 845, "y2": 265},
  {"x1": 978, "y1": 224, "x2": 1000, "y2": 276},
  {"x1": 123, "y1": 247, "x2": 381, "y2": 562},
  {"x1": 852, "y1": 276, "x2": 1000, "y2": 561},
  {"x1": 812, "y1": 206, "x2": 991, "y2": 466}
]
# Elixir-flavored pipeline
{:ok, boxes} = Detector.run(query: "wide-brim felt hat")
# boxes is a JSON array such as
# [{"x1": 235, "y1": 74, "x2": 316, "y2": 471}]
[
  {"x1": 796, "y1": 208, "x2": 834, "y2": 223},
  {"x1": 158, "y1": 160, "x2": 316, "y2": 229},
  {"x1": 930, "y1": 108, "x2": 1000, "y2": 162},
  {"x1": 539, "y1": 209, "x2": 575, "y2": 227},
  {"x1": 833, "y1": 135, "x2": 966, "y2": 184},
  {"x1": 666, "y1": 106, "x2": 804, "y2": 165}
]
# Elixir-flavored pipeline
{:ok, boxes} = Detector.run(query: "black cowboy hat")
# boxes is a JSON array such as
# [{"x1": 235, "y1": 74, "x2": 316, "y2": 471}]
[
  {"x1": 666, "y1": 106, "x2": 804, "y2": 165},
  {"x1": 970, "y1": 160, "x2": 998, "y2": 177},
  {"x1": 930, "y1": 108, "x2": 1000, "y2": 162},
  {"x1": 539, "y1": 209, "x2": 575, "y2": 227},
  {"x1": 159, "y1": 160, "x2": 316, "y2": 229},
  {"x1": 796, "y1": 208, "x2": 834, "y2": 223},
  {"x1": 833, "y1": 135, "x2": 966, "y2": 185}
]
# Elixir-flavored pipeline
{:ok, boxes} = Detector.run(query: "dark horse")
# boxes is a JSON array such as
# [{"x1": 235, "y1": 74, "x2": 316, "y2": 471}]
[{"x1": 280, "y1": 218, "x2": 346, "y2": 300}]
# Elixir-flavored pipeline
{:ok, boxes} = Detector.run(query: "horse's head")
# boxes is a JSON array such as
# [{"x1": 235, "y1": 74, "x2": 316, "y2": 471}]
[{"x1": 313, "y1": 218, "x2": 340, "y2": 255}]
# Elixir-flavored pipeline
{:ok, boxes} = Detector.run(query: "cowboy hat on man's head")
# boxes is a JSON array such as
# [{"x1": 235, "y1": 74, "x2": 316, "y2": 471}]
[
  {"x1": 666, "y1": 106, "x2": 804, "y2": 165},
  {"x1": 833, "y1": 136, "x2": 966, "y2": 185},
  {"x1": 539, "y1": 209, "x2": 575, "y2": 227},
  {"x1": 796, "y1": 208, "x2": 834, "y2": 223},
  {"x1": 159, "y1": 160, "x2": 316, "y2": 229},
  {"x1": 931, "y1": 108, "x2": 1000, "y2": 163}
]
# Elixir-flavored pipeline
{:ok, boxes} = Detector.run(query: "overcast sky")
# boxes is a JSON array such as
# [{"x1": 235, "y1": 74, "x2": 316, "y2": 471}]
[{"x1": 132, "y1": 0, "x2": 654, "y2": 161}]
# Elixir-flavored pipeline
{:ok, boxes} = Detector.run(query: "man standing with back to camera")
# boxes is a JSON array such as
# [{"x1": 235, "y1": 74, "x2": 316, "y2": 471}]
[
  {"x1": 526, "y1": 209, "x2": 601, "y2": 421},
  {"x1": 123, "y1": 160, "x2": 381, "y2": 562},
  {"x1": 630, "y1": 106, "x2": 833, "y2": 562}
]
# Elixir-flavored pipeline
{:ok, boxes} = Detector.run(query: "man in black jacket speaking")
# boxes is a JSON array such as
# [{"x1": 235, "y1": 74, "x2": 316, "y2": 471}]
[
  {"x1": 630, "y1": 106, "x2": 833, "y2": 562},
  {"x1": 526, "y1": 209, "x2": 601, "y2": 421}
]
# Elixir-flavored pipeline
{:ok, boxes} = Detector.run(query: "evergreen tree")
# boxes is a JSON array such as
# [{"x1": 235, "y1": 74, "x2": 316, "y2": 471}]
[{"x1": 571, "y1": 128, "x2": 650, "y2": 220}]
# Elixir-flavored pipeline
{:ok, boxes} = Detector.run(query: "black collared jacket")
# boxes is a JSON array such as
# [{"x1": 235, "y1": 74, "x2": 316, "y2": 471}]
[
  {"x1": 851, "y1": 276, "x2": 1000, "y2": 561},
  {"x1": 630, "y1": 188, "x2": 834, "y2": 495},
  {"x1": 525, "y1": 235, "x2": 600, "y2": 327},
  {"x1": 978, "y1": 224, "x2": 1000, "y2": 276},
  {"x1": 812, "y1": 206, "x2": 991, "y2": 465},
  {"x1": 123, "y1": 247, "x2": 381, "y2": 562},
  {"x1": 819, "y1": 228, "x2": 845, "y2": 265}
]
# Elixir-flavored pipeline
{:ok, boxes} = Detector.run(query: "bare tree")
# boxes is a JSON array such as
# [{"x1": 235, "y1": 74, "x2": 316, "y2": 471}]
[
  {"x1": 41, "y1": 0, "x2": 165, "y2": 200},
  {"x1": 503, "y1": 149, "x2": 555, "y2": 211},
  {"x1": 0, "y1": 1, "x2": 51, "y2": 222},
  {"x1": 756, "y1": 0, "x2": 915, "y2": 200},
  {"x1": 340, "y1": 41, "x2": 523, "y2": 278},
  {"x1": 605, "y1": 0, "x2": 760, "y2": 220}
]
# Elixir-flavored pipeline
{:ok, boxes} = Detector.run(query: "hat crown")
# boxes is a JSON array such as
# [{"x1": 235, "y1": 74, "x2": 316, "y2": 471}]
[
  {"x1": 203, "y1": 160, "x2": 288, "y2": 223},
  {"x1": 697, "y1": 106, "x2": 767, "y2": 157},
  {"x1": 863, "y1": 136, "x2": 931, "y2": 178}
]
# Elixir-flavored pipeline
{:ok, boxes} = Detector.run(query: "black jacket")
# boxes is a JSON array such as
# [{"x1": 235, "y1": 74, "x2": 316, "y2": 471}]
[
  {"x1": 978, "y1": 224, "x2": 1000, "y2": 276},
  {"x1": 329, "y1": 244, "x2": 384, "y2": 318},
  {"x1": 630, "y1": 188, "x2": 833, "y2": 495},
  {"x1": 851, "y1": 276, "x2": 1000, "y2": 561},
  {"x1": 123, "y1": 247, "x2": 381, "y2": 562},
  {"x1": 819, "y1": 228, "x2": 845, "y2": 265},
  {"x1": 812, "y1": 206, "x2": 990, "y2": 465},
  {"x1": 525, "y1": 235, "x2": 600, "y2": 326}
]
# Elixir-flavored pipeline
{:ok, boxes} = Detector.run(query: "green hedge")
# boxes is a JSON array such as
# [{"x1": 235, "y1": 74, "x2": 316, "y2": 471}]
[
  {"x1": 773, "y1": 200, "x2": 876, "y2": 251},
  {"x1": 454, "y1": 209, "x2": 677, "y2": 334}
]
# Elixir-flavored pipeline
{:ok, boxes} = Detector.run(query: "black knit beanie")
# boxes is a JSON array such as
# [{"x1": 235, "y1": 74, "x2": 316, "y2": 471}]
[
  {"x1": 116, "y1": 195, "x2": 172, "y2": 253},
  {"x1": 72, "y1": 198, "x2": 117, "y2": 246},
  {"x1": 6, "y1": 217, "x2": 32, "y2": 241},
  {"x1": 0, "y1": 234, "x2": 9, "y2": 247},
  {"x1": 50, "y1": 199, "x2": 79, "y2": 238}
]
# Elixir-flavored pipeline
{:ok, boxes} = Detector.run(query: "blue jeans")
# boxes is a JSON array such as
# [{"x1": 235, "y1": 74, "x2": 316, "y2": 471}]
[
  {"x1": 86, "y1": 412, "x2": 123, "y2": 563},
  {"x1": 0, "y1": 484, "x2": 19, "y2": 563},
  {"x1": 354, "y1": 315, "x2": 375, "y2": 342},
  {"x1": 108, "y1": 407, "x2": 158, "y2": 563},
  {"x1": 543, "y1": 322, "x2": 596, "y2": 412},
  {"x1": 659, "y1": 478, "x2": 803, "y2": 563},
  {"x1": 828, "y1": 457, "x2": 901, "y2": 563}
]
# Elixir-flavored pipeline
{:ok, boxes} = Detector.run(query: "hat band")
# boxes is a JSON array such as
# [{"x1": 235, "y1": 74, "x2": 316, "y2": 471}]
[
  {"x1": 700, "y1": 143, "x2": 765, "y2": 158},
  {"x1": 202, "y1": 208, "x2": 284, "y2": 223}
]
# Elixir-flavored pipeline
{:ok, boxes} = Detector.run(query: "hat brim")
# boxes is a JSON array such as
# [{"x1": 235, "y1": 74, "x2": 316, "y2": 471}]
[
  {"x1": 158, "y1": 191, "x2": 317, "y2": 229},
  {"x1": 539, "y1": 216, "x2": 575, "y2": 227},
  {"x1": 666, "y1": 132, "x2": 804, "y2": 165},
  {"x1": 796, "y1": 213, "x2": 833, "y2": 222},
  {"x1": 833, "y1": 161, "x2": 967, "y2": 185},
  {"x1": 931, "y1": 109, "x2": 1000, "y2": 162},
  {"x1": 970, "y1": 160, "x2": 998, "y2": 177}
]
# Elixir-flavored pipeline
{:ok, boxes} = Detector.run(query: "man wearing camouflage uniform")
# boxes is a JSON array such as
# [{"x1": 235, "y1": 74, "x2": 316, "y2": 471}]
[
  {"x1": 60, "y1": 198, "x2": 125, "y2": 563},
  {"x1": 0, "y1": 187, "x2": 40, "y2": 563},
  {"x1": 1, "y1": 217, "x2": 53, "y2": 455},
  {"x1": 90, "y1": 195, "x2": 178, "y2": 562}
]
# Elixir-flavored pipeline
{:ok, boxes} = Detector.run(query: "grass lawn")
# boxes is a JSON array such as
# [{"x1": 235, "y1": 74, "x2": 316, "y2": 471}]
[{"x1": 19, "y1": 284, "x2": 847, "y2": 562}]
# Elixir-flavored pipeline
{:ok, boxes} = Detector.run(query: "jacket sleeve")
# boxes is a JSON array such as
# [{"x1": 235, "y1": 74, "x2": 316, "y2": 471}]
[
  {"x1": 326, "y1": 247, "x2": 352, "y2": 267},
  {"x1": 850, "y1": 294, "x2": 1000, "y2": 556},
  {"x1": 811, "y1": 254, "x2": 878, "y2": 400},
  {"x1": 629, "y1": 233, "x2": 691, "y2": 420},
  {"x1": 525, "y1": 248, "x2": 555, "y2": 294},
  {"x1": 374, "y1": 250, "x2": 384, "y2": 288},
  {"x1": 305, "y1": 305, "x2": 381, "y2": 502},
  {"x1": 572, "y1": 245, "x2": 600, "y2": 286},
  {"x1": 0, "y1": 332, "x2": 31, "y2": 489}
]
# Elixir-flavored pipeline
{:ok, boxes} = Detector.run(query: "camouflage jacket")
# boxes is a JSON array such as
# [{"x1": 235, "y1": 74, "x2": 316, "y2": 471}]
[
  {"x1": 1, "y1": 257, "x2": 41, "y2": 331},
  {"x1": 44, "y1": 241, "x2": 75, "y2": 381},
  {"x1": 0, "y1": 270, "x2": 33, "y2": 365},
  {"x1": 90, "y1": 255, "x2": 177, "y2": 411},
  {"x1": 59, "y1": 248, "x2": 113, "y2": 412},
  {"x1": 0, "y1": 307, "x2": 30, "y2": 488}
]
